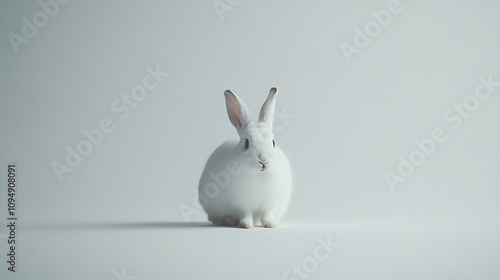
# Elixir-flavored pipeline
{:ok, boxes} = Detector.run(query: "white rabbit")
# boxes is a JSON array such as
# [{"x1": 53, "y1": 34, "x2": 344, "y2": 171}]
[{"x1": 198, "y1": 87, "x2": 292, "y2": 228}]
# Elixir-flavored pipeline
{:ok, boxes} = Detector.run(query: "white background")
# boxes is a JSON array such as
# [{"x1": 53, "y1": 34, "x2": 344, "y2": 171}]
[{"x1": 1, "y1": 0, "x2": 499, "y2": 279}]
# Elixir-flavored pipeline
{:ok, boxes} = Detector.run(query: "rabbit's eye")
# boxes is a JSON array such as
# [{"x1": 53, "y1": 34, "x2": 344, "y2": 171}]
[
  {"x1": 273, "y1": 140, "x2": 276, "y2": 148},
  {"x1": 244, "y1": 138, "x2": 249, "y2": 149}
]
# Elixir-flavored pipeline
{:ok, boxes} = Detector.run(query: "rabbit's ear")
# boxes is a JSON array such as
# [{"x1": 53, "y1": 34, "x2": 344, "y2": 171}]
[
  {"x1": 224, "y1": 90, "x2": 252, "y2": 128},
  {"x1": 258, "y1": 87, "x2": 278, "y2": 129}
]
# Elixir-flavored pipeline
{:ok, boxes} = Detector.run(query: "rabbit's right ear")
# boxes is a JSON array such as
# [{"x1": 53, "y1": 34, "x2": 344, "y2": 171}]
[{"x1": 224, "y1": 90, "x2": 251, "y2": 128}]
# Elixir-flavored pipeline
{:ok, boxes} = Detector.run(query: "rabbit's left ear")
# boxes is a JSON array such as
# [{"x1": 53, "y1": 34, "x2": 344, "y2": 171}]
[
  {"x1": 225, "y1": 90, "x2": 252, "y2": 128},
  {"x1": 258, "y1": 87, "x2": 278, "y2": 129}
]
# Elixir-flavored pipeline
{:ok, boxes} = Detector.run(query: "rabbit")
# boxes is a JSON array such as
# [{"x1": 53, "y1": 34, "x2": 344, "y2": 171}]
[{"x1": 198, "y1": 87, "x2": 292, "y2": 229}]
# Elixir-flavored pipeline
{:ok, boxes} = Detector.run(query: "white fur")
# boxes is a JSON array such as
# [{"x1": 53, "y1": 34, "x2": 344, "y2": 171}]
[{"x1": 198, "y1": 88, "x2": 292, "y2": 228}]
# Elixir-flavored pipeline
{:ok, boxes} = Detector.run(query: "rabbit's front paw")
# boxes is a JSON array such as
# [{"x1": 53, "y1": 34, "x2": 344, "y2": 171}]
[
  {"x1": 262, "y1": 222, "x2": 277, "y2": 228},
  {"x1": 262, "y1": 212, "x2": 277, "y2": 228},
  {"x1": 239, "y1": 214, "x2": 254, "y2": 229}
]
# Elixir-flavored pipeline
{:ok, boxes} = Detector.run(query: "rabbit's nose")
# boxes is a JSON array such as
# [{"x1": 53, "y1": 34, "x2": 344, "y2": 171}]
[
  {"x1": 258, "y1": 155, "x2": 269, "y2": 164},
  {"x1": 258, "y1": 155, "x2": 269, "y2": 172}
]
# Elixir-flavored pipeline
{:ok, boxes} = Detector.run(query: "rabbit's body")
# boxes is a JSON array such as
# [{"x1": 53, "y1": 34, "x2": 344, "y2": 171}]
[
  {"x1": 198, "y1": 88, "x2": 292, "y2": 228},
  {"x1": 199, "y1": 138, "x2": 292, "y2": 227}
]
